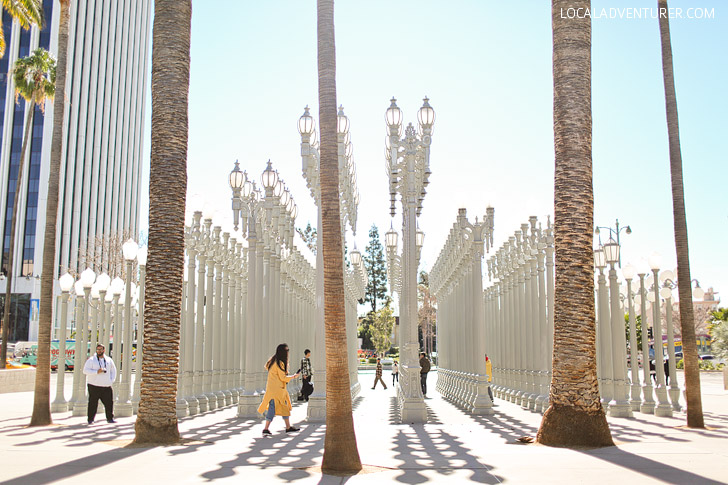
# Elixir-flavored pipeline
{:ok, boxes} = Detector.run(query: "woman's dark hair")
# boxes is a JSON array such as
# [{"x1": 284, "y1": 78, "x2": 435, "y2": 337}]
[{"x1": 265, "y1": 343, "x2": 289, "y2": 373}]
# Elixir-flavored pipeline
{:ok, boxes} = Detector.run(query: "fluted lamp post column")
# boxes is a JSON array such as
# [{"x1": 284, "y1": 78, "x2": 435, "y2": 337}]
[
  {"x1": 51, "y1": 273, "x2": 75, "y2": 412},
  {"x1": 132, "y1": 247, "x2": 147, "y2": 414},
  {"x1": 658, "y1": 271, "x2": 681, "y2": 411},
  {"x1": 603, "y1": 239, "x2": 632, "y2": 417},
  {"x1": 648, "y1": 253, "x2": 672, "y2": 417},
  {"x1": 116, "y1": 239, "x2": 138, "y2": 416},
  {"x1": 622, "y1": 264, "x2": 642, "y2": 411},
  {"x1": 72, "y1": 268, "x2": 96, "y2": 416}
]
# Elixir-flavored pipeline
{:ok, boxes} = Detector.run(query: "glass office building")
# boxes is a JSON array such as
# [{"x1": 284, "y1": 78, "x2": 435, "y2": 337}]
[{"x1": 0, "y1": 0, "x2": 151, "y2": 341}]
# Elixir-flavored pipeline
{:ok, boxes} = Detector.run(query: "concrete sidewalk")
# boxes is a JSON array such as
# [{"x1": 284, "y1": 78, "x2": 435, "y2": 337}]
[{"x1": 0, "y1": 370, "x2": 726, "y2": 484}]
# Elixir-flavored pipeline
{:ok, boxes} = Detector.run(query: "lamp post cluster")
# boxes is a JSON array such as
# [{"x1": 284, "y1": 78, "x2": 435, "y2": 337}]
[
  {"x1": 482, "y1": 216, "x2": 554, "y2": 414},
  {"x1": 621, "y1": 254, "x2": 700, "y2": 417},
  {"x1": 383, "y1": 96, "x2": 434, "y2": 423},
  {"x1": 227, "y1": 160, "x2": 320, "y2": 418},
  {"x1": 298, "y1": 104, "x2": 365, "y2": 421},
  {"x1": 430, "y1": 207, "x2": 495, "y2": 415},
  {"x1": 52, "y1": 242, "x2": 146, "y2": 417}
]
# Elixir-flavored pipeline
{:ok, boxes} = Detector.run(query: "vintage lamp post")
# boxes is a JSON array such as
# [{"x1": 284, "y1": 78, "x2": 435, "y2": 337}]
[{"x1": 51, "y1": 273, "x2": 75, "y2": 412}]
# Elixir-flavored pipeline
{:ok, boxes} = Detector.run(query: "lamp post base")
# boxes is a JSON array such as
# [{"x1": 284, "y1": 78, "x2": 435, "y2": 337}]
[
  {"x1": 236, "y1": 392, "x2": 261, "y2": 418},
  {"x1": 175, "y1": 398, "x2": 189, "y2": 418},
  {"x1": 654, "y1": 402, "x2": 673, "y2": 417},
  {"x1": 72, "y1": 401, "x2": 88, "y2": 417},
  {"x1": 50, "y1": 400, "x2": 68, "y2": 413},
  {"x1": 668, "y1": 386, "x2": 681, "y2": 412},
  {"x1": 306, "y1": 395, "x2": 327, "y2": 422},
  {"x1": 116, "y1": 401, "x2": 133, "y2": 417},
  {"x1": 607, "y1": 400, "x2": 633, "y2": 418}
]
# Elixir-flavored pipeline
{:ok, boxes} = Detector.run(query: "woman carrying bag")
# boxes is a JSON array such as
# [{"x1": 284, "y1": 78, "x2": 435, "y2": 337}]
[{"x1": 257, "y1": 343, "x2": 301, "y2": 436}]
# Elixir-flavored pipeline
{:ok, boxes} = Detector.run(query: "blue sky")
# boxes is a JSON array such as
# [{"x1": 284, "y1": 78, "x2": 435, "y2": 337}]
[{"x1": 139, "y1": 0, "x2": 727, "y2": 309}]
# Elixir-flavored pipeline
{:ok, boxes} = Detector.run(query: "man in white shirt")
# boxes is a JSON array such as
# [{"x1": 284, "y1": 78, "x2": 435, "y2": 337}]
[{"x1": 83, "y1": 344, "x2": 117, "y2": 424}]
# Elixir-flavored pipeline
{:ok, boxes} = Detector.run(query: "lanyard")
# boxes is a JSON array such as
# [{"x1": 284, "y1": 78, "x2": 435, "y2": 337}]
[{"x1": 96, "y1": 355, "x2": 106, "y2": 370}]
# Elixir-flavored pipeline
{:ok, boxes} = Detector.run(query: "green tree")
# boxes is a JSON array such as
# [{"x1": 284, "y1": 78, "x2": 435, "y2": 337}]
[
  {"x1": 31, "y1": 0, "x2": 70, "y2": 426},
  {"x1": 418, "y1": 270, "x2": 436, "y2": 355},
  {"x1": 370, "y1": 301, "x2": 395, "y2": 357},
  {"x1": 1, "y1": 48, "x2": 55, "y2": 372},
  {"x1": 363, "y1": 224, "x2": 387, "y2": 312},
  {"x1": 133, "y1": 0, "x2": 191, "y2": 444},
  {"x1": 657, "y1": 0, "x2": 703, "y2": 428},
  {"x1": 537, "y1": 0, "x2": 613, "y2": 448},
  {"x1": 317, "y1": 0, "x2": 362, "y2": 473},
  {"x1": 625, "y1": 313, "x2": 642, "y2": 353},
  {"x1": 0, "y1": 0, "x2": 44, "y2": 58},
  {"x1": 710, "y1": 321, "x2": 728, "y2": 361},
  {"x1": 296, "y1": 222, "x2": 317, "y2": 255},
  {"x1": 357, "y1": 313, "x2": 374, "y2": 350}
]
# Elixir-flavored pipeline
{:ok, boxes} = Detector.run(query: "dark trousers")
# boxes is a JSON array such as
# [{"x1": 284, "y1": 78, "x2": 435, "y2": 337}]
[
  {"x1": 487, "y1": 384, "x2": 494, "y2": 402},
  {"x1": 420, "y1": 373, "x2": 428, "y2": 396},
  {"x1": 301, "y1": 377, "x2": 313, "y2": 400},
  {"x1": 88, "y1": 384, "x2": 114, "y2": 422},
  {"x1": 392, "y1": 373, "x2": 399, "y2": 385}
]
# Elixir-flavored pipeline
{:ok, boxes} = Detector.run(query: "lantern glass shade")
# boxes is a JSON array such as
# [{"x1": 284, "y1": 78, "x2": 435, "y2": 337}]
[
  {"x1": 350, "y1": 249, "x2": 362, "y2": 266},
  {"x1": 385, "y1": 98, "x2": 402, "y2": 128},
  {"x1": 291, "y1": 204, "x2": 298, "y2": 219},
  {"x1": 693, "y1": 286, "x2": 705, "y2": 300},
  {"x1": 105, "y1": 291, "x2": 114, "y2": 302},
  {"x1": 91, "y1": 284, "x2": 100, "y2": 299},
  {"x1": 74, "y1": 280, "x2": 85, "y2": 296},
  {"x1": 416, "y1": 229, "x2": 425, "y2": 248},
  {"x1": 417, "y1": 97, "x2": 435, "y2": 128},
  {"x1": 593, "y1": 249, "x2": 606, "y2": 269},
  {"x1": 229, "y1": 162, "x2": 246, "y2": 189},
  {"x1": 122, "y1": 239, "x2": 138, "y2": 261},
  {"x1": 280, "y1": 188, "x2": 290, "y2": 207},
  {"x1": 273, "y1": 178, "x2": 284, "y2": 198},
  {"x1": 96, "y1": 272, "x2": 111, "y2": 291},
  {"x1": 111, "y1": 277, "x2": 125, "y2": 295},
  {"x1": 633, "y1": 294, "x2": 642, "y2": 307},
  {"x1": 622, "y1": 263, "x2": 636, "y2": 280},
  {"x1": 385, "y1": 228, "x2": 398, "y2": 250},
  {"x1": 660, "y1": 287, "x2": 672, "y2": 299},
  {"x1": 242, "y1": 179, "x2": 253, "y2": 198},
  {"x1": 603, "y1": 238, "x2": 619, "y2": 264},
  {"x1": 646, "y1": 291, "x2": 656, "y2": 303},
  {"x1": 261, "y1": 160, "x2": 278, "y2": 189},
  {"x1": 337, "y1": 109, "x2": 350, "y2": 134},
  {"x1": 137, "y1": 247, "x2": 148, "y2": 266},
  {"x1": 80, "y1": 268, "x2": 96, "y2": 288},
  {"x1": 645, "y1": 273, "x2": 653, "y2": 288},
  {"x1": 298, "y1": 106, "x2": 314, "y2": 136},
  {"x1": 659, "y1": 269, "x2": 674, "y2": 284},
  {"x1": 59, "y1": 272, "x2": 75, "y2": 292},
  {"x1": 648, "y1": 252, "x2": 662, "y2": 270}
]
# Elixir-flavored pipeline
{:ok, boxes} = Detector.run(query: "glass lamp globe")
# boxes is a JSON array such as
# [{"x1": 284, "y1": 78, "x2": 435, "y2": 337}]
[
  {"x1": 298, "y1": 106, "x2": 314, "y2": 136},
  {"x1": 622, "y1": 263, "x2": 636, "y2": 280},
  {"x1": 385, "y1": 227, "x2": 398, "y2": 251},
  {"x1": 603, "y1": 238, "x2": 619, "y2": 264},
  {"x1": 660, "y1": 287, "x2": 673, "y2": 299},
  {"x1": 417, "y1": 96, "x2": 435, "y2": 129},
  {"x1": 137, "y1": 247, "x2": 148, "y2": 266},
  {"x1": 74, "y1": 280, "x2": 85, "y2": 297},
  {"x1": 337, "y1": 105, "x2": 350, "y2": 134},
  {"x1": 659, "y1": 269, "x2": 674, "y2": 284},
  {"x1": 91, "y1": 284, "x2": 100, "y2": 299},
  {"x1": 693, "y1": 286, "x2": 705, "y2": 300},
  {"x1": 96, "y1": 272, "x2": 111, "y2": 292},
  {"x1": 229, "y1": 160, "x2": 246, "y2": 190},
  {"x1": 648, "y1": 252, "x2": 662, "y2": 271},
  {"x1": 593, "y1": 249, "x2": 606, "y2": 269},
  {"x1": 59, "y1": 272, "x2": 75, "y2": 292},
  {"x1": 122, "y1": 239, "x2": 138, "y2": 261},
  {"x1": 261, "y1": 160, "x2": 278, "y2": 189},
  {"x1": 385, "y1": 98, "x2": 402, "y2": 128},
  {"x1": 646, "y1": 291, "x2": 656, "y2": 303},
  {"x1": 350, "y1": 249, "x2": 362, "y2": 267},
  {"x1": 111, "y1": 277, "x2": 125, "y2": 296},
  {"x1": 80, "y1": 268, "x2": 96, "y2": 288},
  {"x1": 634, "y1": 294, "x2": 642, "y2": 307}
]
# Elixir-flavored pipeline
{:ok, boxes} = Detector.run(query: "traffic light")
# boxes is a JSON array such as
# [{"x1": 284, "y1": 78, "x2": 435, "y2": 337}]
[{"x1": 648, "y1": 327, "x2": 654, "y2": 340}]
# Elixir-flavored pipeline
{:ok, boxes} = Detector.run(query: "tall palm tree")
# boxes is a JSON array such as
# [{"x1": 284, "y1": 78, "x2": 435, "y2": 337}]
[
  {"x1": 657, "y1": 0, "x2": 703, "y2": 428},
  {"x1": 133, "y1": 0, "x2": 191, "y2": 444},
  {"x1": 1, "y1": 48, "x2": 55, "y2": 372},
  {"x1": 0, "y1": 0, "x2": 44, "y2": 58},
  {"x1": 30, "y1": 0, "x2": 69, "y2": 427},
  {"x1": 537, "y1": 0, "x2": 613, "y2": 447},
  {"x1": 0, "y1": 0, "x2": 44, "y2": 370},
  {"x1": 317, "y1": 0, "x2": 362, "y2": 473}
]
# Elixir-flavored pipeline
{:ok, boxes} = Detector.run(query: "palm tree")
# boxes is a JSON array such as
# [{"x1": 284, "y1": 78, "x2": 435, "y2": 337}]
[
  {"x1": 317, "y1": 0, "x2": 362, "y2": 474},
  {"x1": 0, "y1": 0, "x2": 44, "y2": 58},
  {"x1": 133, "y1": 0, "x2": 191, "y2": 444},
  {"x1": 30, "y1": 0, "x2": 69, "y2": 427},
  {"x1": 656, "y1": 0, "x2": 703, "y2": 428},
  {"x1": 536, "y1": 0, "x2": 613, "y2": 447},
  {"x1": 0, "y1": 48, "x2": 55, "y2": 373}
]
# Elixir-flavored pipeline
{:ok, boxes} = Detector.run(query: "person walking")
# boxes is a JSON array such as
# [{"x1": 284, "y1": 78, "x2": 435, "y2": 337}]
[
  {"x1": 372, "y1": 358, "x2": 387, "y2": 389},
  {"x1": 419, "y1": 352, "x2": 431, "y2": 397},
  {"x1": 485, "y1": 354, "x2": 494, "y2": 403},
  {"x1": 82, "y1": 344, "x2": 117, "y2": 424},
  {"x1": 298, "y1": 349, "x2": 313, "y2": 402},
  {"x1": 392, "y1": 360, "x2": 399, "y2": 386},
  {"x1": 257, "y1": 343, "x2": 301, "y2": 436}
]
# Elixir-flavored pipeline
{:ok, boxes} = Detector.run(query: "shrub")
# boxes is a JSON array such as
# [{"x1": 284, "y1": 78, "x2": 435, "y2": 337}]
[
  {"x1": 368, "y1": 357, "x2": 377, "y2": 364},
  {"x1": 676, "y1": 358, "x2": 684, "y2": 369}
]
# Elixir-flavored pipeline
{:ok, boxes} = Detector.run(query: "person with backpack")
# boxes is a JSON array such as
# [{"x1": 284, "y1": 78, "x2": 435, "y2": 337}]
[{"x1": 419, "y1": 352, "x2": 431, "y2": 397}]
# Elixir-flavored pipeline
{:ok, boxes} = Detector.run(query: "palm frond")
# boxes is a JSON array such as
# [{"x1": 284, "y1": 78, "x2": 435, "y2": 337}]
[
  {"x1": 12, "y1": 47, "x2": 56, "y2": 112},
  {"x1": 2, "y1": 0, "x2": 44, "y2": 30},
  {"x1": 0, "y1": 28, "x2": 5, "y2": 58}
]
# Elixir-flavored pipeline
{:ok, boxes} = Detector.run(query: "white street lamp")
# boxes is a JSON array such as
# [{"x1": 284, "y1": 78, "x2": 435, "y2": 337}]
[{"x1": 51, "y1": 273, "x2": 75, "y2": 412}]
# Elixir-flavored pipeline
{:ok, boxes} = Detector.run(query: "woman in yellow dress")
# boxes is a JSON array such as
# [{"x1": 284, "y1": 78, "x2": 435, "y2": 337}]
[{"x1": 257, "y1": 343, "x2": 301, "y2": 436}]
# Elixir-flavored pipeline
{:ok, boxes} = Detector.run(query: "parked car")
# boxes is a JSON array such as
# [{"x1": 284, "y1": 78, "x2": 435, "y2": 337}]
[{"x1": 699, "y1": 354, "x2": 715, "y2": 361}]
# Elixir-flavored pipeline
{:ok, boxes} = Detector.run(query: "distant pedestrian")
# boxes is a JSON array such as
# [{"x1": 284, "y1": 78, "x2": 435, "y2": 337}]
[
  {"x1": 298, "y1": 349, "x2": 313, "y2": 402},
  {"x1": 485, "y1": 354, "x2": 494, "y2": 403},
  {"x1": 664, "y1": 357, "x2": 670, "y2": 386},
  {"x1": 258, "y1": 343, "x2": 301, "y2": 436},
  {"x1": 372, "y1": 358, "x2": 387, "y2": 389},
  {"x1": 649, "y1": 359, "x2": 657, "y2": 385},
  {"x1": 83, "y1": 344, "x2": 117, "y2": 424},
  {"x1": 419, "y1": 352, "x2": 431, "y2": 397},
  {"x1": 392, "y1": 360, "x2": 399, "y2": 386}
]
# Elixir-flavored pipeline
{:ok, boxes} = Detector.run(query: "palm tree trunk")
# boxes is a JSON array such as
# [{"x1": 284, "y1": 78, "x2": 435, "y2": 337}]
[
  {"x1": 537, "y1": 0, "x2": 613, "y2": 448},
  {"x1": 657, "y1": 0, "x2": 703, "y2": 428},
  {"x1": 133, "y1": 0, "x2": 190, "y2": 445},
  {"x1": 1, "y1": 104, "x2": 35, "y2": 369},
  {"x1": 317, "y1": 0, "x2": 362, "y2": 474},
  {"x1": 29, "y1": 0, "x2": 70, "y2": 427}
]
